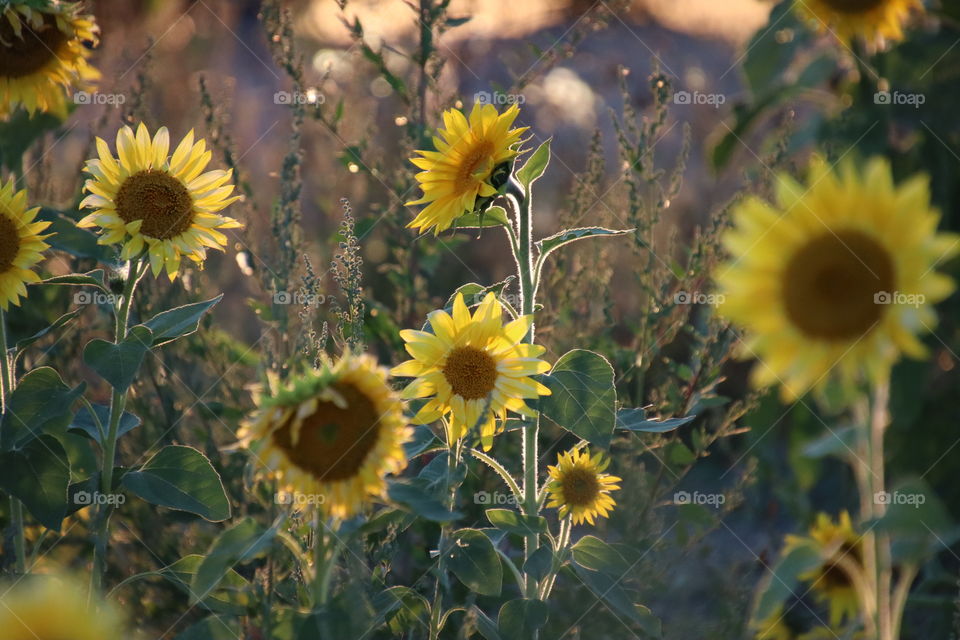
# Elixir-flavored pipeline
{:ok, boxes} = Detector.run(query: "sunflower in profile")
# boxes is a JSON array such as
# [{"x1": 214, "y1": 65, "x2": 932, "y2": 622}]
[
  {"x1": 717, "y1": 156, "x2": 957, "y2": 401},
  {"x1": 406, "y1": 103, "x2": 527, "y2": 235},
  {"x1": 795, "y1": 0, "x2": 922, "y2": 45},
  {"x1": 78, "y1": 123, "x2": 242, "y2": 279},
  {"x1": 241, "y1": 353, "x2": 411, "y2": 519},
  {"x1": 391, "y1": 292, "x2": 550, "y2": 449},
  {"x1": 0, "y1": 573, "x2": 125, "y2": 640},
  {"x1": 785, "y1": 511, "x2": 864, "y2": 626},
  {"x1": 545, "y1": 448, "x2": 621, "y2": 526},
  {"x1": 0, "y1": 178, "x2": 53, "y2": 309},
  {"x1": 0, "y1": 2, "x2": 100, "y2": 119}
]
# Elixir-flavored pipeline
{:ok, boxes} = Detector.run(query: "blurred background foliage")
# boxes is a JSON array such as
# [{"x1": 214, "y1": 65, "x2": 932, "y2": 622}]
[{"x1": 2, "y1": 0, "x2": 959, "y2": 638}]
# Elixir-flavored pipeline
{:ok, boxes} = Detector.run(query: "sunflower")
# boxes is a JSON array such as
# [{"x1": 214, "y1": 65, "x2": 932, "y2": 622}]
[
  {"x1": 406, "y1": 103, "x2": 527, "y2": 235},
  {"x1": 795, "y1": 0, "x2": 922, "y2": 45},
  {"x1": 545, "y1": 448, "x2": 621, "y2": 526},
  {"x1": 716, "y1": 156, "x2": 958, "y2": 401},
  {"x1": 785, "y1": 511, "x2": 864, "y2": 626},
  {"x1": 78, "y1": 123, "x2": 242, "y2": 279},
  {"x1": 241, "y1": 353, "x2": 411, "y2": 519},
  {"x1": 0, "y1": 573, "x2": 125, "y2": 640},
  {"x1": 391, "y1": 292, "x2": 550, "y2": 449},
  {"x1": 0, "y1": 2, "x2": 100, "y2": 119},
  {"x1": 0, "y1": 178, "x2": 52, "y2": 310}
]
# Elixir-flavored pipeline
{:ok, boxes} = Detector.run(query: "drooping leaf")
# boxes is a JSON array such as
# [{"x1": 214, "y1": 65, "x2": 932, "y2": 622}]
[
  {"x1": 446, "y1": 528, "x2": 502, "y2": 596},
  {"x1": 14, "y1": 309, "x2": 82, "y2": 356},
  {"x1": 40, "y1": 270, "x2": 107, "y2": 291},
  {"x1": 122, "y1": 445, "x2": 231, "y2": 521},
  {"x1": 83, "y1": 325, "x2": 154, "y2": 392},
  {"x1": 540, "y1": 349, "x2": 617, "y2": 448},
  {"x1": 536, "y1": 227, "x2": 632, "y2": 261},
  {"x1": 0, "y1": 435, "x2": 70, "y2": 530},
  {"x1": 67, "y1": 403, "x2": 141, "y2": 444},
  {"x1": 617, "y1": 408, "x2": 696, "y2": 433}
]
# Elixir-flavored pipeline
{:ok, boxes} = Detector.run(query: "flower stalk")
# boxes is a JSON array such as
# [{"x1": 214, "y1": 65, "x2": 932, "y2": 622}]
[{"x1": 0, "y1": 308, "x2": 26, "y2": 574}]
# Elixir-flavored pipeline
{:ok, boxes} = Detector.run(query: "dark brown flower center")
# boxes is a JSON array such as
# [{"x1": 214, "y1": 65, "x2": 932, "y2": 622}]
[
  {"x1": 443, "y1": 346, "x2": 498, "y2": 400},
  {"x1": 272, "y1": 383, "x2": 382, "y2": 482},
  {"x1": 115, "y1": 170, "x2": 194, "y2": 240},
  {"x1": 560, "y1": 466, "x2": 601, "y2": 507},
  {"x1": 821, "y1": 0, "x2": 886, "y2": 13},
  {"x1": 818, "y1": 541, "x2": 861, "y2": 590},
  {"x1": 782, "y1": 230, "x2": 894, "y2": 340},
  {"x1": 453, "y1": 141, "x2": 494, "y2": 193},
  {"x1": 0, "y1": 215, "x2": 20, "y2": 273},
  {"x1": 0, "y1": 14, "x2": 66, "y2": 78}
]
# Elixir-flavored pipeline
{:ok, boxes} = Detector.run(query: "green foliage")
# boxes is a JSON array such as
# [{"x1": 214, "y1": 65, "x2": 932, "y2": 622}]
[
  {"x1": 541, "y1": 349, "x2": 617, "y2": 448},
  {"x1": 121, "y1": 445, "x2": 230, "y2": 522}
]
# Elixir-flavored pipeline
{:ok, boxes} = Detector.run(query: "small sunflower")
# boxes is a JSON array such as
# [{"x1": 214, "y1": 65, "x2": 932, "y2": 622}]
[
  {"x1": 717, "y1": 156, "x2": 958, "y2": 401},
  {"x1": 0, "y1": 177, "x2": 52, "y2": 310},
  {"x1": 795, "y1": 0, "x2": 922, "y2": 45},
  {"x1": 241, "y1": 353, "x2": 411, "y2": 519},
  {"x1": 0, "y1": 2, "x2": 100, "y2": 119},
  {"x1": 0, "y1": 573, "x2": 125, "y2": 640},
  {"x1": 785, "y1": 511, "x2": 864, "y2": 626},
  {"x1": 406, "y1": 103, "x2": 527, "y2": 235},
  {"x1": 391, "y1": 292, "x2": 551, "y2": 449},
  {"x1": 545, "y1": 448, "x2": 621, "y2": 526},
  {"x1": 78, "y1": 123, "x2": 242, "y2": 279}
]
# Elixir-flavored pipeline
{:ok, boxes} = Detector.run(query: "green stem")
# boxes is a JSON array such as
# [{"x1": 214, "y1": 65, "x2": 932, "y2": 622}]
[
  {"x1": 0, "y1": 308, "x2": 26, "y2": 574},
  {"x1": 511, "y1": 188, "x2": 541, "y2": 602},
  {"x1": 313, "y1": 512, "x2": 328, "y2": 606},
  {"x1": 91, "y1": 256, "x2": 145, "y2": 594},
  {"x1": 469, "y1": 448, "x2": 523, "y2": 504}
]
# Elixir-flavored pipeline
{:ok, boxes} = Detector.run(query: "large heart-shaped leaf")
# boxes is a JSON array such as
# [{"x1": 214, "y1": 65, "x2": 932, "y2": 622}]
[
  {"x1": 122, "y1": 445, "x2": 230, "y2": 521},
  {"x1": 498, "y1": 599, "x2": 549, "y2": 640},
  {"x1": 540, "y1": 349, "x2": 617, "y2": 448},
  {"x1": 83, "y1": 325, "x2": 154, "y2": 392},
  {"x1": 0, "y1": 435, "x2": 70, "y2": 530},
  {"x1": 67, "y1": 403, "x2": 141, "y2": 444},
  {"x1": 446, "y1": 528, "x2": 502, "y2": 596},
  {"x1": 0, "y1": 367, "x2": 85, "y2": 450}
]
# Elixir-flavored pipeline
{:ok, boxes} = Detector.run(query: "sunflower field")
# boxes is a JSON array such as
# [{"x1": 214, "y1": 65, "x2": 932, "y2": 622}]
[{"x1": 1, "y1": 0, "x2": 960, "y2": 638}]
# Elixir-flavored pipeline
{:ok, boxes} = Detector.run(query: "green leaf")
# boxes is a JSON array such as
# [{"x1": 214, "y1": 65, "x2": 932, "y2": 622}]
[
  {"x1": 515, "y1": 138, "x2": 551, "y2": 188},
  {"x1": 617, "y1": 408, "x2": 696, "y2": 433},
  {"x1": 174, "y1": 616, "x2": 242, "y2": 640},
  {"x1": 388, "y1": 479, "x2": 463, "y2": 522},
  {"x1": 446, "y1": 528, "x2": 502, "y2": 596},
  {"x1": 473, "y1": 607, "x2": 503, "y2": 640},
  {"x1": 486, "y1": 508, "x2": 547, "y2": 535},
  {"x1": 0, "y1": 367, "x2": 84, "y2": 450},
  {"x1": 803, "y1": 425, "x2": 858, "y2": 459},
  {"x1": 0, "y1": 110, "x2": 63, "y2": 171},
  {"x1": 40, "y1": 270, "x2": 107, "y2": 291},
  {"x1": 453, "y1": 205, "x2": 510, "y2": 230},
  {"x1": 540, "y1": 349, "x2": 617, "y2": 448},
  {"x1": 37, "y1": 208, "x2": 116, "y2": 263},
  {"x1": 571, "y1": 535, "x2": 632, "y2": 576},
  {"x1": 403, "y1": 424, "x2": 441, "y2": 458},
  {"x1": 0, "y1": 435, "x2": 70, "y2": 530},
  {"x1": 190, "y1": 517, "x2": 276, "y2": 603},
  {"x1": 14, "y1": 309, "x2": 82, "y2": 355},
  {"x1": 522, "y1": 546, "x2": 553, "y2": 582},
  {"x1": 122, "y1": 445, "x2": 231, "y2": 521},
  {"x1": 143, "y1": 295, "x2": 223, "y2": 347},
  {"x1": 572, "y1": 564, "x2": 653, "y2": 629},
  {"x1": 753, "y1": 540, "x2": 822, "y2": 622},
  {"x1": 83, "y1": 325, "x2": 154, "y2": 392},
  {"x1": 371, "y1": 586, "x2": 430, "y2": 635},
  {"x1": 498, "y1": 599, "x2": 548, "y2": 640},
  {"x1": 67, "y1": 403, "x2": 140, "y2": 444},
  {"x1": 160, "y1": 554, "x2": 252, "y2": 615},
  {"x1": 865, "y1": 477, "x2": 957, "y2": 561},
  {"x1": 443, "y1": 277, "x2": 516, "y2": 313},
  {"x1": 536, "y1": 227, "x2": 632, "y2": 260}
]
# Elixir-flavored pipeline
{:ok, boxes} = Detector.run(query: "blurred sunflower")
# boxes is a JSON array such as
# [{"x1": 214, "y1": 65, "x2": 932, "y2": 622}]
[
  {"x1": 753, "y1": 611, "x2": 841, "y2": 640},
  {"x1": 391, "y1": 292, "x2": 550, "y2": 449},
  {"x1": 79, "y1": 123, "x2": 242, "y2": 279},
  {"x1": 0, "y1": 574, "x2": 125, "y2": 640},
  {"x1": 241, "y1": 353, "x2": 410, "y2": 519},
  {"x1": 796, "y1": 0, "x2": 922, "y2": 44},
  {"x1": 545, "y1": 448, "x2": 621, "y2": 526},
  {"x1": 406, "y1": 103, "x2": 527, "y2": 235},
  {"x1": 786, "y1": 511, "x2": 864, "y2": 626},
  {"x1": 0, "y1": 177, "x2": 52, "y2": 310},
  {"x1": 717, "y1": 156, "x2": 958, "y2": 401},
  {"x1": 0, "y1": 1, "x2": 100, "y2": 119}
]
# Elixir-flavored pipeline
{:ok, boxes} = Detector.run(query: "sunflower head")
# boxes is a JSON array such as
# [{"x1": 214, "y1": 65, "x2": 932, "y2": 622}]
[
  {"x1": 795, "y1": 0, "x2": 923, "y2": 45},
  {"x1": 0, "y1": 2, "x2": 100, "y2": 119},
  {"x1": 240, "y1": 353, "x2": 411, "y2": 519},
  {"x1": 406, "y1": 102, "x2": 527, "y2": 235},
  {"x1": 717, "y1": 155, "x2": 958, "y2": 401},
  {"x1": 785, "y1": 511, "x2": 863, "y2": 626},
  {"x1": 0, "y1": 177, "x2": 52, "y2": 309},
  {"x1": 391, "y1": 292, "x2": 551, "y2": 450},
  {"x1": 79, "y1": 123, "x2": 243, "y2": 279},
  {"x1": 0, "y1": 573, "x2": 125, "y2": 640},
  {"x1": 545, "y1": 448, "x2": 621, "y2": 526}
]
